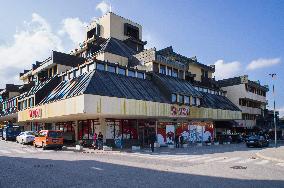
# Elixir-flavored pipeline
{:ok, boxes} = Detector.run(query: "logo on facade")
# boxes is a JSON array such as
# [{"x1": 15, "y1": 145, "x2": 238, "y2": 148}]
[
  {"x1": 170, "y1": 106, "x2": 190, "y2": 117},
  {"x1": 29, "y1": 109, "x2": 42, "y2": 119}
]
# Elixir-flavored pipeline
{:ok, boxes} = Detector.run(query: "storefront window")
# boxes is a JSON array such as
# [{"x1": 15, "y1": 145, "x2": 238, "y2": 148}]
[{"x1": 167, "y1": 67, "x2": 172, "y2": 76}]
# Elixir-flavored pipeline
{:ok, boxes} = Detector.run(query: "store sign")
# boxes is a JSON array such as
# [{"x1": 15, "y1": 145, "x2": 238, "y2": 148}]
[
  {"x1": 29, "y1": 109, "x2": 42, "y2": 119},
  {"x1": 170, "y1": 106, "x2": 190, "y2": 117}
]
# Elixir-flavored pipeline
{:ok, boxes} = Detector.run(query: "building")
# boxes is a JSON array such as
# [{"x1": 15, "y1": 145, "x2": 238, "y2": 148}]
[
  {"x1": 218, "y1": 75, "x2": 269, "y2": 133},
  {"x1": 1, "y1": 12, "x2": 242, "y2": 147}
]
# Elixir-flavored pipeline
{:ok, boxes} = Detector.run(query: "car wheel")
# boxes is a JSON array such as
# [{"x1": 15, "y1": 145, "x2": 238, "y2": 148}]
[{"x1": 34, "y1": 142, "x2": 37, "y2": 148}]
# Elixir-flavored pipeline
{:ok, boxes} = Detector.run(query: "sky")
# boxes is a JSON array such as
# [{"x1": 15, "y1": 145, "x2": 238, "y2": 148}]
[{"x1": 0, "y1": 0, "x2": 283, "y2": 116}]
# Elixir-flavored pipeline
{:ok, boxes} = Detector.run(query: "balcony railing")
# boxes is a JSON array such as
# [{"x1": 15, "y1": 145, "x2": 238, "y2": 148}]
[{"x1": 156, "y1": 55, "x2": 186, "y2": 70}]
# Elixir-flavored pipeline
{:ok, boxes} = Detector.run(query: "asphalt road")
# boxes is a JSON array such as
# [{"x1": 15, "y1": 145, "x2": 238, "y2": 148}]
[{"x1": 0, "y1": 140, "x2": 283, "y2": 188}]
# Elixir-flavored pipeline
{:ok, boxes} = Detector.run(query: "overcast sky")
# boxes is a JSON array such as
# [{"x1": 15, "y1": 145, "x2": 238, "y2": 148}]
[{"x1": 0, "y1": 0, "x2": 283, "y2": 116}]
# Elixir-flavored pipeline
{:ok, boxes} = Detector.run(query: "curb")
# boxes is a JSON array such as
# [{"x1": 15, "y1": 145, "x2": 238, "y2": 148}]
[{"x1": 256, "y1": 152, "x2": 284, "y2": 163}]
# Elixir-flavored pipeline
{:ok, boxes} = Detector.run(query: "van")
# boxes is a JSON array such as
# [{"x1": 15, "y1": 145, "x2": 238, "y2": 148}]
[
  {"x1": 34, "y1": 130, "x2": 63, "y2": 150},
  {"x1": 2, "y1": 124, "x2": 22, "y2": 141}
]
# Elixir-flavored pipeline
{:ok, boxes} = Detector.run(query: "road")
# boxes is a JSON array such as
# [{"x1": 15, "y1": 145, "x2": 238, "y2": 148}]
[{"x1": 0, "y1": 140, "x2": 283, "y2": 188}]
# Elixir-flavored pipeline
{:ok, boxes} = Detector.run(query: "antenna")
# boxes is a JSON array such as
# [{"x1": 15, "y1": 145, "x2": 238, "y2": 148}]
[{"x1": 109, "y1": 3, "x2": 112, "y2": 12}]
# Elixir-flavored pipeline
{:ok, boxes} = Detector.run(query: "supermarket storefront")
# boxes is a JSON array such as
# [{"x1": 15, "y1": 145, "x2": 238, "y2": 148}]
[{"x1": 17, "y1": 94, "x2": 241, "y2": 148}]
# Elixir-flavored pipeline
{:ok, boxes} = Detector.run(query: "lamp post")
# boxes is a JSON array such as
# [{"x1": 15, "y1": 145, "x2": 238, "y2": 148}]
[{"x1": 269, "y1": 73, "x2": 277, "y2": 148}]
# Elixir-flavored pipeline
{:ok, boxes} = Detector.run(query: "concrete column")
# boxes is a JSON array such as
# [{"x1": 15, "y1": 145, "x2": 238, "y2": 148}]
[{"x1": 99, "y1": 117, "x2": 106, "y2": 143}]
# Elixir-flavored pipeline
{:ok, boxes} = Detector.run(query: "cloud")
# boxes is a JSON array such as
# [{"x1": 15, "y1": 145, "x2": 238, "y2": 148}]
[
  {"x1": 143, "y1": 31, "x2": 163, "y2": 49},
  {"x1": 96, "y1": 1, "x2": 111, "y2": 15},
  {"x1": 59, "y1": 18, "x2": 87, "y2": 46},
  {"x1": 246, "y1": 58, "x2": 281, "y2": 70},
  {"x1": 0, "y1": 13, "x2": 63, "y2": 88},
  {"x1": 213, "y1": 60, "x2": 242, "y2": 80}
]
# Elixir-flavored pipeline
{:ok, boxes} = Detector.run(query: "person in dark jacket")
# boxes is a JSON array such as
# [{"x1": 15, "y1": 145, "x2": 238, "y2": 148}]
[
  {"x1": 98, "y1": 132, "x2": 103, "y2": 150},
  {"x1": 175, "y1": 134, "x2": 180, "y2": 148},
  {"x1": 149, "y1": 133, "x2": 156, "y2": 152}
]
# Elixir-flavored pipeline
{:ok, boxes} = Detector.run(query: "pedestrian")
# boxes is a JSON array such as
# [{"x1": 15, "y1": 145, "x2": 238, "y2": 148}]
[
  {"x1": 175, "y1": 134, "x2": 180, "y2": 148},
  {"x1": 149, "y1": 133, "x2": 156, "y2": 152},
  {"x1": 93, "y1": 132, "x2": 97, "y2": 150},
  {"x1": 180, "y1": 134, "x2": 184, "y2": 148},
  {"x1": 98, "y1": 132, "x2": 103, "y2": 150}
]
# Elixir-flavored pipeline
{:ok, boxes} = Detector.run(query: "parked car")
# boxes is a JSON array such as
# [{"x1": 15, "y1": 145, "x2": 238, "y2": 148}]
[
  {"x1": 16, "y1": 131, "x2": 36, "y2": 144},
  {"x1": 2, "y1": 124, "x2": 22, "y2": 141},
  {"x1": 34, "y1": 130, "x2": 63, "y2": 150},
  {"x1": 246, "y1": 135, "x2": 269, "y2": 148}
]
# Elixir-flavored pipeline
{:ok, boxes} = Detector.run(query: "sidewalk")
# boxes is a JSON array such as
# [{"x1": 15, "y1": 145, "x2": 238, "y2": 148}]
[{"x1": 256, "y1": 146, "x2": 284, "y2": 163}]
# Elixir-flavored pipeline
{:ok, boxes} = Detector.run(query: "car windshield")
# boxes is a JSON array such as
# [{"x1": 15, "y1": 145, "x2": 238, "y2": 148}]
[
  {"x1": 25, "y1": 132, "x2": 34, "y2": 136},
  {"x1": 48, "y1": 131, "x2": 62, "y2": 138}
]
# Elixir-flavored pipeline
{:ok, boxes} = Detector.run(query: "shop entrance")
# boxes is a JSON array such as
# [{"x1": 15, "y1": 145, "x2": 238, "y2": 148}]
[
  {"x1": 138, "y1": 122, "x2": 156, "y2": 148},
  {"x1": 55, "y1": 122, "x2": 75, "y2": 143}
]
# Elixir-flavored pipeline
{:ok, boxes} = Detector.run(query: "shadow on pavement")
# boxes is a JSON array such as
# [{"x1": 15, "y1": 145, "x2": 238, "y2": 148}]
[{"x1": 0, "y1": 155, "x2": 283, "y2": 188}]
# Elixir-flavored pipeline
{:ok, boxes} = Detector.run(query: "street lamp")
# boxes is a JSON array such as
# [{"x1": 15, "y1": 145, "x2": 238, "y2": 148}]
[{"x1": 269, "y1": 73, "x2": 277, "y2": 148}]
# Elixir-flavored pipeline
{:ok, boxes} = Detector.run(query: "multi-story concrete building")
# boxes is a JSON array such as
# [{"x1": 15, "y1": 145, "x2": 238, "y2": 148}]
[
  {"x1": 218, "y1": 75, "x2": 269, "y2": 131},
  {"x1": 0, "y1": 12, "x2": 242, "y2": 147}
]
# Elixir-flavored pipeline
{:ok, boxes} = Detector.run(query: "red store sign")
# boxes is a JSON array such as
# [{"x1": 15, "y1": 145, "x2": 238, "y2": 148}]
[
  {"x1": 170, "y1": 106, "x2": 190, "y2": 117},
  {"x1": 29, "y1": 109, "x2": 42, "y2": 119}
]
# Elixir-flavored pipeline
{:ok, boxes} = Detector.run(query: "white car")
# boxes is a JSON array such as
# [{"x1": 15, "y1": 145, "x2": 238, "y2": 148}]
[{"x1": 16, "y1": 131, "x2": 35, "y2": 144}]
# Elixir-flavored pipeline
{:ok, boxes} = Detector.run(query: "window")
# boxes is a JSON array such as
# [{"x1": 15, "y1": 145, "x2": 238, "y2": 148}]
[
  {"x1": 124, "y1": 23, "x2": 139, "y2": 40},
  {"x1": 118, "y1": 68, "x2": 126, "y2": 75},
  {"x1": 128, "y1": 70, "x2": 135, "y2": 77},
  {"x1": 69, "y1": 72, "x2": 73, "y2": 79},
  {"x1": 167, "y1": 67, "x2": 172, "y2": 76},
  {"x1": 171, "y1": 94, "x2": 177, "y2": 103},
  {"x1": 107, "y1": 65, "x2": 116, "y2": 73},
  {"x1": 96, "y1": 63, "x2": 105, "y2": 71},
  {"x1": 192, "y1": 97, "x2": 196, "y2": 106},
  {"x1": 137, "y1": 72, "x2": 144, "y2": 79},
  {"x1": 29, "y1": 98, "x2": 34, "y2": 107},
  {"x1": 178, "y1": 95, "x2": 184, "y2": 103},
  {"x1": 62, "y1": 74, "x2": 67, "y2": 81},
  {"x1": 172, "y1": 69, "x2": 178, "y2": 78},
  {"x1": 81, "y1": 66, "x2": 87, "y2": 74},
  {"x1": 75, "y1": 69, "x2": 80, "y2": 77},
  {"x1": 160, "y1": 65, "x2": 166, "y2": 74},
  {"x1": 184, "y1": 96, "x2": 190, "y2": 104},
  {"x1": 88, "y1": 63, "x2": 95, "y2": 71},
  {"x1": 196, "y1": 98, "x2": 200, "y2": 106}
]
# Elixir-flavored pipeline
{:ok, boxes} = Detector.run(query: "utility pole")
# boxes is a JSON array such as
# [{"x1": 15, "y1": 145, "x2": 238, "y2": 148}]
[{"x1": 269, "y1": 73, "x2": 277, "y2": 148}]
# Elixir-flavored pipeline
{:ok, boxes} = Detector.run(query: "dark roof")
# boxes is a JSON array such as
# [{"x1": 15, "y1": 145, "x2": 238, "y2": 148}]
[
  {"x1": 217, "y1": 76, "x2": 269, "y2": 92},
  {"x1": 99, "y1": 38, "x2": 136, "y2": 58},
  {"x1": 18, "y1": 77, "x2": 57, "y2": 100},
  {"x1": 40, "y1": 71, "x2": 93, "y2": 104},
  {"x1": 200, "y1": 92, "x2": 240, "y2": 111},
  {"x1": 152, "y1": 73, "x2": 202, "y2": 98},
  {"x1": 52, "y1": 51, "x2": 85, "y2": 67},
  {"x1": 157, "y1": 46, "x2": 215, "y2": 71},
  {"x1": 40, "y1": 70, "x2": 169, "y2": 104}
]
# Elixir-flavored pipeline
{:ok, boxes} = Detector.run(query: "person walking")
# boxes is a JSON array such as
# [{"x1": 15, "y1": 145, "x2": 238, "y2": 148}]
[
  {"x1": 175, "y1": 134, "x2": 180, "y2": 148},
  {"x1": 149, "y1": 133, "x2": 156, "y2": 152},
  {"x1": 93, "y1": 132, "x2": 97, "y2": 150},
  {"x1": 98, "y1": 132, "x2": 103, "y2": 150},
  {"x1": 180, "y1": 134, "x2": 184, "y2": 148}
]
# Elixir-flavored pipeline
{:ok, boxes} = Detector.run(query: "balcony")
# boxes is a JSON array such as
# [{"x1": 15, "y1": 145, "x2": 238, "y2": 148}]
[{"x1": 240, "y1": 106, "x2": 261, "y2": 115}]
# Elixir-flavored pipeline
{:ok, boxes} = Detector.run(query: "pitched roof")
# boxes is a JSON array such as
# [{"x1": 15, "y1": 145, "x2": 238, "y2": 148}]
[
  {"x1": 40, "y1": 70, "x2": 169, "y2": 104},
  {"x1": 200, "y1": 92, "x2": 240, "y2": 111},
  {"x1": 152, "y1": 73, "x2": 202, "y2": 98},
  {"x1": 99, "y1": 37, "x2": 136, "y2": 59}
]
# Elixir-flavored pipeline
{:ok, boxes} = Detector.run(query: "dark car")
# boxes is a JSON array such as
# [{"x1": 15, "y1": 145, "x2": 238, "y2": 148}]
[{"x1": 246, "y1": 135, "x2": 269, "y2": 148}]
